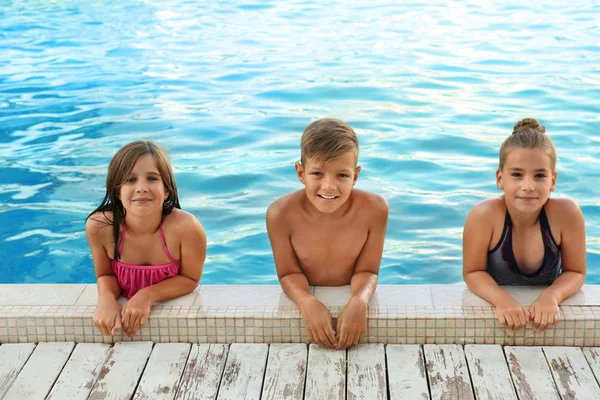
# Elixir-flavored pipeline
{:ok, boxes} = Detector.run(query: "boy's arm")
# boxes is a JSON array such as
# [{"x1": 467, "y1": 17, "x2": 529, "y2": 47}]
[
  {"x1": 463, "y1": 203, "x2": 529, "y2": 329},
  {"x1": 531, "y1": 200, "x2": 586, "y2": 331},
  {"x1": 336, "y1": 195, "x2": 388, "y2": 348},
  {"x1": 121, "y1": 216, "x2": 206, "y2": 336},
  {"x1": 266, "y1": 202, "x2": 337, "y2": 348}
]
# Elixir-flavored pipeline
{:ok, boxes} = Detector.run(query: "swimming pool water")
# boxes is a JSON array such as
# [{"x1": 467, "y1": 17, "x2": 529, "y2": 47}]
[{"x1": 1, "y1": 0, "x2": 599, "y2": 284}]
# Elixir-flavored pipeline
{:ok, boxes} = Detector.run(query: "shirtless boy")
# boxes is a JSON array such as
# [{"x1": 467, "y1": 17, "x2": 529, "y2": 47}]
[{"x1": 266, "y1": 118, "x2": 388, "y2": 349}]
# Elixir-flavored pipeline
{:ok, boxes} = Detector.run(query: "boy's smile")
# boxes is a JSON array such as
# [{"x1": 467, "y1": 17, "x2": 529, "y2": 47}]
[{"x1": 296, "y1": 151, "x2": 360, "y2": 214}]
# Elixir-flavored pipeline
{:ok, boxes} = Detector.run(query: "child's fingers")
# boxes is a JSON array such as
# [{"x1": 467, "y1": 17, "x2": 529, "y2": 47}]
[
  {"x1": 325, "y1": 325, "x2": 337, "y2": 348},
  {"x1": 111, "y1": 315, "x2": 122, "y2": 336},
  {"x1": 539, "y1": 313, "x2": 549, "y2": 332},
  {"x1": 517, "y1": 310, "x2": 528, "y2": 328},
  {"x1": 338, "y1": 330, "x2": 350, "y2": 349},
  {"x1": 504, "y1": 314, "x2": 515, "y2": 330}
]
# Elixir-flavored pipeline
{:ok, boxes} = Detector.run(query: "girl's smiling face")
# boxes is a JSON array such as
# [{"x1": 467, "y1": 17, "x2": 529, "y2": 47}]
[
  {"x1": 496, "y1": 148, "x2": 556, "y2": 214},
  {"x1": 120, "y1": 154, "x2": 167, "y2": 217}
]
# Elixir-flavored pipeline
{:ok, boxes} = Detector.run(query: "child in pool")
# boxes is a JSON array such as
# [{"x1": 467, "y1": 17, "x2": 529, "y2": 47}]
[
  {"x1": 267, "y1": 118, "x2": 389, "y2": 349},
  {"x1": 86, "y1": 141, "x2": 206, "y2": 337},
  {"x1": 463, "y1": 118, "x2": 586, "y2": 332}
]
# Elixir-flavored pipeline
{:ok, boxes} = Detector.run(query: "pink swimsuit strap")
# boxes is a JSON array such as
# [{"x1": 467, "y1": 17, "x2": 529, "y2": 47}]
[{"x1": 118, "y1": 222, "x2": 177, "y2": 263}]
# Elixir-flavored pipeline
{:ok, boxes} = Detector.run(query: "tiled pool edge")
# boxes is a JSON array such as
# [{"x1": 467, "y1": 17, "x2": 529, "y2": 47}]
[{"x1": 1, "y1": 284, "x2": 600, "y2": 346}]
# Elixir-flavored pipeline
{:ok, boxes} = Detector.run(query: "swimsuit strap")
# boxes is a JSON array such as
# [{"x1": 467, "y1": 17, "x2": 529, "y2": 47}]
[
  {"x1": 159, "y1": 223, "x2": 177, "y2": 262},
  {"x1": 118, "y1": 223, "x2": 127, "y2": 255},
  {"x1": 538, "y1": 206, "x2": 550, "y2": 231}
]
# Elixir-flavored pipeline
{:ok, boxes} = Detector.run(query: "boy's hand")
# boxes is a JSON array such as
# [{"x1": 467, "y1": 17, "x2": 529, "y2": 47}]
[
  {"x1": 121, "y1": 290, "x2": 153, "y2": 337},
  {"x1": 495, "y1": 297, "x2": 530, "y2": 330},
  {"x1": 94, "y1": 296, "x2": 122, "y2": 336},
  {"x1": 299, "y1": 297, "x2": 337, "y2": 348},
  {"x1": 529, "y1": 295, "x2": 561, "y2": 332},
  {"x1": 336, "y1": 296, "x2": 368, "y2": 349}
]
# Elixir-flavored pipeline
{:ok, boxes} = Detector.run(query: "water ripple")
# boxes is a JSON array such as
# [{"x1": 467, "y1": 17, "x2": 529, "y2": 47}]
[{"x1": 0, "y1": 0, "x2": 598, "y2": 284}]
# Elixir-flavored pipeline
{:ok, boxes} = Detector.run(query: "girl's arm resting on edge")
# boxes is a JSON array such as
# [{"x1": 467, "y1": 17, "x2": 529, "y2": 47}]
[
  {"x1": 539, "y1": 200, "x2": 586, "y2": 304},
  {"x1": 141, "y1": 216, "x2": 207, "y2": 303},
  {"x1": 463, "y1": 203, "x2": 529, "y2": 329}
]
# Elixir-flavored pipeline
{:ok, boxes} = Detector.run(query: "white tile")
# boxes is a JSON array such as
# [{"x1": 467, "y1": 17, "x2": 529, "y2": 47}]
[
  {"x1": 0, "y1": 284, "x2": 87, "y2": 305},
  {"x1": 192, "y1": 285, "x2": 300, "y2": 309},
  {"x1": 371, "y1": 285, "x2": 434, "y2": 307},
  {"x1": 430, "y1": 284, "x2": 491, "y2": 307},
  {"x1": 75, "y1": 284, "x2": 199, "y2": 306},
  {"x1": 561, "y1": 285, "x2": 600, "y2": 306},
  {"x1": 313, "y1": 285, "x2": 353, "y2": 307},
  {"x1": 315, "y1": 285, "x2": 433, "y2": 308}
]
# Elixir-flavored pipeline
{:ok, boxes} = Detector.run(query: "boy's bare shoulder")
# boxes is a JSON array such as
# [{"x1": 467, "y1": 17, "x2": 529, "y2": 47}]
[
  {"x1": 85, "y1": 211, "x2": 113, "y2": 236},
  {"x1": 352, "y1": 189, "x2": 388, "y2": 215},
  {"x1": 267, "y1": 190, "x2": 305, "y2": 222}
]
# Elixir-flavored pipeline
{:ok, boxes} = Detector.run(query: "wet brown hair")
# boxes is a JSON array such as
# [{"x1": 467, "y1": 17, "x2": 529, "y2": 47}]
[
  {"x1": 499, "y1": 118, "x2": 557, "y2": 170},
  {"x1": 300, "y1": 118, "x2": 359, "y2": 165},
  {"x1": 86, "y1": 141, "x2": 181, "y2": 260}
]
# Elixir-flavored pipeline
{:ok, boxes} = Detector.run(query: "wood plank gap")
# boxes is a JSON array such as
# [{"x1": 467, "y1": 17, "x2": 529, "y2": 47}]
[{"x1": 174, "y1": 344, "x2": 229, "y2": 400}]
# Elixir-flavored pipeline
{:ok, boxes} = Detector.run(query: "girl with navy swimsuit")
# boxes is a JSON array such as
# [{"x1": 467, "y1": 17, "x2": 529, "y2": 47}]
[{"x1": 463, "y1": 118, "x2": 586, "y2": 332}]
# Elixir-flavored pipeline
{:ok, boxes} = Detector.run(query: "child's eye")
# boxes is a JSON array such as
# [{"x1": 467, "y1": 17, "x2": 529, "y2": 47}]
[
  {"x1": 339, "y1": 174, "x2": 349, "y2": 178},
  {"x1": 127, "y1": 177, "x2": 136, "y2": 183},
  {"x1": 535, "y1": 174, "x2": 546, "y2": 179},
  {"x1": 148, "y1": 176, "x2": 158, "y2": 181},
  {"x1": 311, "y1": 172, "x2": 322, "y2": 176},
  {"x1": 511, "y1": 173, "x2": 522, "y2": 178}
]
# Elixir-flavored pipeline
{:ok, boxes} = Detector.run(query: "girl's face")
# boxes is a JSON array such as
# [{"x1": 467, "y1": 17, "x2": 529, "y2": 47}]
[
  {"x1": 119, "y1": 154, "x2": 167, "y2": 218},
  {"x1": 496, "y1": 148, "x2": 556, "y2": 214}
]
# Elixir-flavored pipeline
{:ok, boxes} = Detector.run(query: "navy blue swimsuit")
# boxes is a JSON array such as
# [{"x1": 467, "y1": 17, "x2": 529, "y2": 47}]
[{"x1": 487, "y1": 207, "x2": 561, "y2": 285}]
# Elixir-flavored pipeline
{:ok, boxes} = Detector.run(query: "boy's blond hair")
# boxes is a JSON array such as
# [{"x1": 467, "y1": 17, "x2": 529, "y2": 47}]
[{"x1": 301, "y1": 118, "x2": 359, "y2": 164}]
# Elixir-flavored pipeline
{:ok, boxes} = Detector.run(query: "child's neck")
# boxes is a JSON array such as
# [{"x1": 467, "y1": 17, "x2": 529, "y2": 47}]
[
  {"x1": 124, "y1": 213, "x2": 163, "y2": 235},
  {"x1": 506, "y1": 205, "x2": 540, "y2": 229}
]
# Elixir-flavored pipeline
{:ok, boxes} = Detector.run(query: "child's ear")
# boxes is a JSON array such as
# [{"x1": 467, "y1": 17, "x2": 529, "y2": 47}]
[
  {"x1": 295, "y1": 162, "x2": 305, "y2": 184},
  {"x1": 353, "y1": 166, "x2": 361, "y2": 186},
  {"x1": 495, "y1": 169, "x2": 503, "y2": 190},
  {"x1": 550, "y1": 171, "x2": 557, "y2": 192}
]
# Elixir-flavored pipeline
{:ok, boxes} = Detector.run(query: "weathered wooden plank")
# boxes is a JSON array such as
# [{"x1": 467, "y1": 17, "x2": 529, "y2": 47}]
[
  {"x1": 216, "y1": 343, "x2": 268, "y2": 400},
  {"x1": 261, "y1": 344, "x2": 307, "y2": 400},
  {"x1": 582, "y1": 347, "x2": 600, "y2": 384},
  {"x1": 174, "y1": 344, "x2": 228, "y2": 400},
  {"x1": 386, "y1": 345, "x2": 429, "y2": 400},
  {"x1": 543, "y1": 346, "x2": 600, "y2": 400},
  {"x1": 134, "y1": 343, "x2": 191, "y2": 400},
  {"x1": 2, "y1": 342, "x2": 74, "y2": 400},
  {"x1": 347, "y1": 344, "x2": 387, "y2": 400},
  {"x1": 464, "y1": 344, "x2": 517, "y2": 400},
  {"x1": 504, "y1": 346, "x2": 560, "y2": 400},
  {"x1": 47, "y1": 343, "x2": 111, "y2": 400},
  {"x1": 423, "y1": 344, "x2": 474, "y2": 400},
  {"x1": 0, "y1": 343, "x2": 36, "y2": 398},
  {"x1": 304, "y1": 345, "x2": 346, "y2": 400},
  {"x1": 88, "y1": 341, "x2": 153, "y2": 400}
]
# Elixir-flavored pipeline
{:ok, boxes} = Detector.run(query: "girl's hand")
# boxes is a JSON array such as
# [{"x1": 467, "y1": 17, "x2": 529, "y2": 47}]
[
  {"x1": 529, "y1": 295, "x2": 561, "y2": 332},
  {"x1": 94, "y1": 296, "x2": 122, "y2": 336},
  {"x1": 336, "y1": 296, "x2": 368, "y2": 349},
  {"x1": 495, "y1": 297, "x2": 530, "y2": 330},
  {"x1": 121, "y1": 291, "x2": 153, "y2": 337}
]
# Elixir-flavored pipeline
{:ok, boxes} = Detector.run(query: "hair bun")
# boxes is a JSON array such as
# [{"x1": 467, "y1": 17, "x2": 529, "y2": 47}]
[{"x1": 513, "y1": 118, "x2": 546, "y2": 135}]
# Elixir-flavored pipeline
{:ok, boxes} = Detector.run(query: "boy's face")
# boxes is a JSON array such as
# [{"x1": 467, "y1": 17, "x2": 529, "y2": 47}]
[{"x1": 295, "y1": 151, "x2": 361, "y2": 214}]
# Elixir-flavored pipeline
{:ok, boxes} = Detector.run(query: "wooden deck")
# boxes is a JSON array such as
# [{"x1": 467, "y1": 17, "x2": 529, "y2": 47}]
[{"x1": 1, "y1": 343, "x2": 600, "y2": 400}]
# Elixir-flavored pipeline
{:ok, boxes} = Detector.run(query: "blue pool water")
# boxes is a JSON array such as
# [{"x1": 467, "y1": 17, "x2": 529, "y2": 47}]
[{"x1": 1, "y1": 1, "x2": 599, "y2": 284}]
